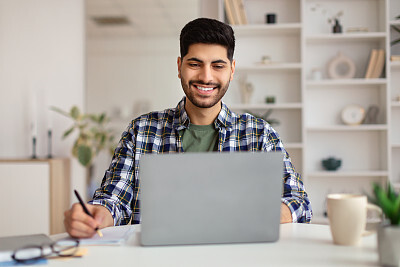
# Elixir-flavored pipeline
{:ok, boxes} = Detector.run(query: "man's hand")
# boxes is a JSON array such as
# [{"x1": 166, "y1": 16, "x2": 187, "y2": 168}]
[
  {"x1": 280, "y1": 203, "x2": 292, "y2": 224},
  {"x1": 64, "y1": 203, "x2": 114, "y2": 238}
]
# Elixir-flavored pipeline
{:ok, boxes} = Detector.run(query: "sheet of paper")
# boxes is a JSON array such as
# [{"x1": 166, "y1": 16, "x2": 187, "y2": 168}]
[{"x1": 73, "y1": 225, "x2": 135, "y2": 245}]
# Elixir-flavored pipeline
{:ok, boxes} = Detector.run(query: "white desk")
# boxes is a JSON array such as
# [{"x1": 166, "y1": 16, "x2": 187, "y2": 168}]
[{"x1": 49, "y1": 224, "x2": 379, "y2": 267}]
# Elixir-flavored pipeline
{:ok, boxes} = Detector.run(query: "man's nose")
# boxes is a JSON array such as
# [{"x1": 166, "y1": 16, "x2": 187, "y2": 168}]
[{"x1": 198, "y1": 66, "x2": 213, "y2": 83}]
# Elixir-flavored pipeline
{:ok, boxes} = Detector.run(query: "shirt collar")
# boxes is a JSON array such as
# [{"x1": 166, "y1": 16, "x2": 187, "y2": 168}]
[{"x1": 173, "y1": 96, "x2": 234, "y2": 130}]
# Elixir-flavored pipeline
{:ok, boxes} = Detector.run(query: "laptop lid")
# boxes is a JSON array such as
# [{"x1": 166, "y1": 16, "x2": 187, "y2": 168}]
[{"x1": 140, "y1": 152, "x2": 283, "y2": 246}]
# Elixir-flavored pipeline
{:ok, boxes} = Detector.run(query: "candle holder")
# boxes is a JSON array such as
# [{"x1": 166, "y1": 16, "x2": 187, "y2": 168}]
[
  {"x1": 47, "y1": 129, "x2": 52, "y2": 158},
  {"x1": 31, "y1": 136, "x2": 37, "y2": 159}
]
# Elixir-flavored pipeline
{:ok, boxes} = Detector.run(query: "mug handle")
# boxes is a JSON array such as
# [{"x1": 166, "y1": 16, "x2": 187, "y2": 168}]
[{"x1": 362, "y1": 203, "x2": 383, "y2": 236}]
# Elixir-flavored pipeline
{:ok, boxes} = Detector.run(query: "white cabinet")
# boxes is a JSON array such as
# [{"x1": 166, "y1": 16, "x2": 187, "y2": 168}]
[
  {"x1": 0, "y1": 159, "x2": 70, "y2": 237},
  {"x1": 213, "y1": 0, "x2": 399, "y2": 222}
]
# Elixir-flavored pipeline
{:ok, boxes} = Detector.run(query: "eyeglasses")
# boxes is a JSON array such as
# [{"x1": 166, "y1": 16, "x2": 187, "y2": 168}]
[{"x1": 12, "y1": 239, "x2": 80, "y2": 263}]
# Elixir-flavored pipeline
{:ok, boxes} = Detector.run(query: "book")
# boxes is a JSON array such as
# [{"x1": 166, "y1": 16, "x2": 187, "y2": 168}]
[
  {"x1": 371, "y1": 49, "x2": 385, "y2": 78},
  {"x1": 236, "y1": 0, "x2": 248, "y2": 25},
  {"x1": 231, "y1": 0, "x2": 243, "y2": 25},
  {"x1": 391, "y1": 55, "x2": 400, "y2": 61},
  {"x1": 364, "y1": 49, "x2": 378, "y2": 78},
  {"x1": 224, "y1": 0, "x2": 236, "y2": 25}
]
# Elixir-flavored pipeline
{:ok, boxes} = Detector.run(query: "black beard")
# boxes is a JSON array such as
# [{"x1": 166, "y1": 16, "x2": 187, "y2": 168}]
[{"x1": 181, "y1": 78, "x2": 230, "y2": 109}]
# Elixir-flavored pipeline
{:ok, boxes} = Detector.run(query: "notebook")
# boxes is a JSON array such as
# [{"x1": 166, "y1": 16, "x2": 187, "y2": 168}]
[
  {"x1": 0, "y1": 234, "x2": 53, "y2": 262},
  {"x1": 139, "y1": 152, "x2": 283, "y2": 246}
]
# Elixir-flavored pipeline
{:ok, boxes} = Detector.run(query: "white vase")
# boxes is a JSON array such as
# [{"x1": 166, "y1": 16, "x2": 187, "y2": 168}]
[{"x1": 377, "y1": 224, "x2": 400, "y2": 266}]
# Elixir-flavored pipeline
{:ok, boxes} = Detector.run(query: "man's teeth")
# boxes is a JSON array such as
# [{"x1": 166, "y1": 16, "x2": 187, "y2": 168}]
[{"x1": 197, "y1": 86, "x2": 214, "y2": 91}]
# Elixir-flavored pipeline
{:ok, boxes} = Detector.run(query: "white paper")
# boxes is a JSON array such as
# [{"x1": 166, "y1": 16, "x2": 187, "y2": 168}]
[{"x1": 76, "y1": 225, "x2": 135, "y2": 245}]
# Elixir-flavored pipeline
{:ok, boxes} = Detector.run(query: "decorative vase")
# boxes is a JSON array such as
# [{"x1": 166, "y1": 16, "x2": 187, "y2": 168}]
[
  {"x1": 377, "y1": 224, "x2": 400, "y2": 266},
  {"x1": 333, "y1": 19, "x2": 342, "y2": 33}
]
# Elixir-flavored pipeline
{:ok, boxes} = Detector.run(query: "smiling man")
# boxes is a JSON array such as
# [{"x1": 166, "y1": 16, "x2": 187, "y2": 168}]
[{"x1": 64, "y1": 18, "x2": 312, "y2": 238}]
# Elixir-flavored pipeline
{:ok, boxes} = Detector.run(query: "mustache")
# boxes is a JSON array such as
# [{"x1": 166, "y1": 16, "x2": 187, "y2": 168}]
[{"x1": 189, "y1": 80, "x2": 220, "y2": 87}]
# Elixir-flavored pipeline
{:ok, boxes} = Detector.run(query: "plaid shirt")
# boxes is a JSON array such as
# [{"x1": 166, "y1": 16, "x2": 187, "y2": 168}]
[{"x1": 90, "y1": 97, "x2": 312, "y2": 224}]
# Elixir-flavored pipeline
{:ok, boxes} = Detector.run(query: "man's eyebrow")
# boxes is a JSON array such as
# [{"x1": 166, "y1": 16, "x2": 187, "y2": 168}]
[{"x1": 186, "y1": 58, "x2": 228, "y2": 64}]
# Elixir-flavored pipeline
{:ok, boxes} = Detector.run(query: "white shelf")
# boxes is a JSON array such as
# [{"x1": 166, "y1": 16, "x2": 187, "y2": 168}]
[
  {"x1": 392, "y1": 102, "x2": 400, "y2": 108},
  {"x1": 232, "y1": 23, "x2": 301, "y2": 35},
  {"x1": 285, "y1": 142, "x2": 303, "y2": 149},
  {"x1": 236, "y1": 63, "x2": 301, "y2": 71},
  {"x1": 390, "y1": 20, "x2": 400, "y2": 26},
  {"x1": 391, "y1": 61, "x2": 400, "y2": 68},
  {"x1": 230, "y1": 103, "x2": 303, "y2": 110},
  {"x1": 308, "y1": 171, "x2": 389, "y2": 178},
  {"x1": 392, "y1": 144, "x2": 400, "y2": 149},
  {"x1": 306, "y1": 32, "x2": 387, "y2": 43},
  {"x1": 306, "y1": 79, "x2": 387, "y2": 86},
  {"x1": 306, "y1": 125, "x2": 388, "y2": 131}
]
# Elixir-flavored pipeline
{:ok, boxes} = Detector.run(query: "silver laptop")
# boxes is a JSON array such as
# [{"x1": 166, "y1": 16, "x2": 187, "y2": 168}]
[{"x1": 140, "y1": 152, "x2": 283, "y2": 246}]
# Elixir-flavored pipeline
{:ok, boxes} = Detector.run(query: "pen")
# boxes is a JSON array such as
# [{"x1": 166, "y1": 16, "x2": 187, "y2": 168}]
[{"x1": 74, "y1": 189, "x2": 103, "y2": 237}]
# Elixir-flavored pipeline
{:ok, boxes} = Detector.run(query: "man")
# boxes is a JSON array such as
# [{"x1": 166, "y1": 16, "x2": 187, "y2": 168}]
[{"x1": 64, "y1": 18, "x2": 312, "y2": 238}]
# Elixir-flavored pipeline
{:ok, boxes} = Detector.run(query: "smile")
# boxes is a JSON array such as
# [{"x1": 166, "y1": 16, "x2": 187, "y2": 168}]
[{"x1": 196, "y1": 86, "x2": 215, "y2": 91}]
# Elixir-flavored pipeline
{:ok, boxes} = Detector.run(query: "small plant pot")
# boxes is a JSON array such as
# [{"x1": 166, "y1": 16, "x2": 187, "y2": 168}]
[{"x1": 377, "y1": 224, "x2": 400, "y2": 266}]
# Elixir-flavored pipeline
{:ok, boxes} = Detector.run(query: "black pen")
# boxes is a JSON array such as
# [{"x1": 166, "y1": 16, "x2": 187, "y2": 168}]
[{"x1": 74, "y1": 189, "x2": 103, "y2": 237}]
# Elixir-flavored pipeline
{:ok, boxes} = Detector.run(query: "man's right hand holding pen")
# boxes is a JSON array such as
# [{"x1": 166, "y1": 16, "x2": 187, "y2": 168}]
[{"x1": 64, "y1": 203, "x2": 114, "y2": 238}]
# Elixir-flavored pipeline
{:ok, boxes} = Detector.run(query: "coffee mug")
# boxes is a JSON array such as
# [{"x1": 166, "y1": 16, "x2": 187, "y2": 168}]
[{"x1": 327, "y1": 194, "x2": 381, "y2": 246}]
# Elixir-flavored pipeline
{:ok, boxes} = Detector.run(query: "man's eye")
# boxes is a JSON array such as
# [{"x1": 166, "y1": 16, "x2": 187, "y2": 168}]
[
  {"x1": 213, "y1": 65, "x2": 225, "y2": 69},
  {"x1": 189, "y1": 63, "x2": 199, "y2": 67}
]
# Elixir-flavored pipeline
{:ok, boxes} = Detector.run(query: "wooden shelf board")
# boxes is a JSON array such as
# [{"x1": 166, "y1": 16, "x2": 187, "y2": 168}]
[
  {"x1": 233, "y1": 23, "x2": 301, "y2": 35},
  {"x1": 390, "y1": 20, "x2": 400, "y2": 26},
  {"x1": 391, "y1": 61, "x2": 400, "y2": 68},
  {"x1": 306, "y1": 125, "x2": 388, "y2": 131},
  {"x1": 306, "y1": 32, "x2": 386, "y2": 43},
  {"x1": 285, "y1": 143, "x2": 303, "y2": 149},
  {"x1": 230, "y1": 103, "x2": 303, "y2": 110},
  {"x1": 236, "y1": 63, "x2": 301, "y2": 71},
  {"x1": 308, "y1": 171, "x2": 389, "y2": 178},
  {"x1": 306, "y1": 78, "x2": 387, "y2": 86}
]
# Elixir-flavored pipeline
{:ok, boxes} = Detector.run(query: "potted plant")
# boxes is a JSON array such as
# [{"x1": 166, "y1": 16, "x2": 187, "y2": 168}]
[
  {"x1": 370, "y1": 182, "x2": 400, "y2": 267},
  {"x1": 52, "y1": 106, "x2": 116, "y2": 196}
]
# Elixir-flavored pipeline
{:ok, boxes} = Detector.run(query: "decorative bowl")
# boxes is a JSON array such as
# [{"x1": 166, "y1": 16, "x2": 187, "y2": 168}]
[{"x1": 322, "y1": 157, "x2": 341, "y2": 171}]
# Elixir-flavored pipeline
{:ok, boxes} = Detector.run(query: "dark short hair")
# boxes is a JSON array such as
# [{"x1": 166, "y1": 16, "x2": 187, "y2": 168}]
[{"x1": 180, "y1": 18, "x2": 235, "y2": 62}]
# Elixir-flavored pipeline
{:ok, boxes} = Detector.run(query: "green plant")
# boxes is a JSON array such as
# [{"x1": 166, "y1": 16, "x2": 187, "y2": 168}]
[
  {"x1": 391, "y1": 15, "x2": 400, "y2": 47},
  {"x1": 51, "y1": 106, "x2": 116, "y2": 167},
  {"x1": 370, "y1": 182, "x2": 400, "y2": 225}
]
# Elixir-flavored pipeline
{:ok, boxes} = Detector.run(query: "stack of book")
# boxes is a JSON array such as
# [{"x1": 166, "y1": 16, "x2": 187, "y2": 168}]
[
  {"x1": 224, "y1": 0, "x2": 248, "y2": 25},
  {"x1": 391, "y1": 55, "x2": 400, "y2": 62},
  {"x1": 364, "y1": 49, "x2": 385, "y2": 78}
]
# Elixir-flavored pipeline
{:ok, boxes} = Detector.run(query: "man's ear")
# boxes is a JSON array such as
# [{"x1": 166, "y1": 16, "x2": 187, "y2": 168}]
[
  {"x1": 177, "y1": 57, "x2": 182, "y2": 79},
  {"x1": 230, "y1": 59, "x2": 236, "y2": 81}
]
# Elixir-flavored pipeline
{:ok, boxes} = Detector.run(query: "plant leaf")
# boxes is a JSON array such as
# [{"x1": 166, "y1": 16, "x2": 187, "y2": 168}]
[
  {"x1": 391, "y1": 39, "x2": 400, "y2": 46},
  {"x1": 77, "y1": 145, "x2": 92, "y2": 167},
  {"x1": 373, "y1": 183, "x2": 394, "y2": 221},
  {"x1": 63, "y1": 126, "x2": 75, "y2": 138},
  {"x1": 391, "y1": 25, "x2": 400, "y2": 34},
  {"x1": 70, "y1": 106, "x2": 80, "y2": 120},
  {"x1": 50, "y1": 106, "x2": 70, "y2": 117}
]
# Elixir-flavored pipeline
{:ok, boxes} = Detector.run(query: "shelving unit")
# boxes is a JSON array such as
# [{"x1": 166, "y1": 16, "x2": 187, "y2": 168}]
[{"x1": 214, "y1": 0, "x2": 399, "y2": 222}]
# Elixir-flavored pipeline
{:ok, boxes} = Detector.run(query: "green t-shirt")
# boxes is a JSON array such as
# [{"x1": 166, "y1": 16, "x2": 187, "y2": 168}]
[{"x1": 180, "y1": 123, "x2": 219, "y2": 152}]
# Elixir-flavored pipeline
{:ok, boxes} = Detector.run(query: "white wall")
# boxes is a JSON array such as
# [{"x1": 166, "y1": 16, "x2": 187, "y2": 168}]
[{"x1": 0, "y1": 0, "x2": 86, "y2": 202}]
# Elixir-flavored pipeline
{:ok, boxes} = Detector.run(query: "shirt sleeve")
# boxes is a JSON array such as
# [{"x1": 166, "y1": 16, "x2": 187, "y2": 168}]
[
  {"x1": 88, "y1": 122, "x2": 136, "y2": 226},
  {"x1": 264, "y1": 124, "x2": 313, "y2": 223}
]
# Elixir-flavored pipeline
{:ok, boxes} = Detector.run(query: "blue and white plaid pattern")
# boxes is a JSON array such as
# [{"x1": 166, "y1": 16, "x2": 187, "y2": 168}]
[{"x1": 90, "y1": 97, "x2": 312, "y2": 224}]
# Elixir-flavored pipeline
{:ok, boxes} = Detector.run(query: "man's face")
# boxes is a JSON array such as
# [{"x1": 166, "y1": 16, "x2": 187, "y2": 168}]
[{"x1": 177, "y1": 43, "x2": 235, "y2": 109}]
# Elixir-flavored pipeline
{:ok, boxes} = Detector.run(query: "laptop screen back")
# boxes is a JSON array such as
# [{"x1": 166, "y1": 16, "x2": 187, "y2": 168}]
[{"x1": 140, "y1": 152, "x2": 283, "y2": 246}]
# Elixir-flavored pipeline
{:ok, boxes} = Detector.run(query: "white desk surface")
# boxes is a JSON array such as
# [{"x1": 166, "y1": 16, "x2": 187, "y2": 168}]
[{"x1": 49, "y1": 224, "x2": 379, "y2": 267}]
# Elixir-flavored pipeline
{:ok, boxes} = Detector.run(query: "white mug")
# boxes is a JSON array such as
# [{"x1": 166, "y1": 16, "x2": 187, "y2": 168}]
[{"x1": 327, "y1": 194, "x2": 381, "y2": 246}]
